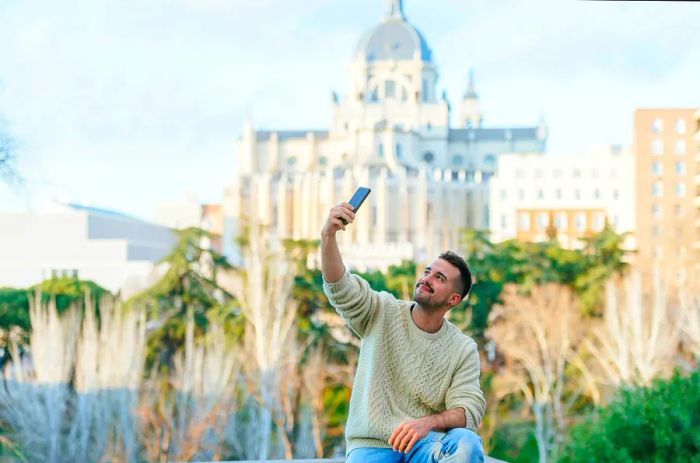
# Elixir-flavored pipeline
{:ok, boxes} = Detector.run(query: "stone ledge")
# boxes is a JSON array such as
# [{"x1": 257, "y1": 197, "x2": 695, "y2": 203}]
[{"x1": 207, "y1": 457, "x2": 506, "y2": 462}]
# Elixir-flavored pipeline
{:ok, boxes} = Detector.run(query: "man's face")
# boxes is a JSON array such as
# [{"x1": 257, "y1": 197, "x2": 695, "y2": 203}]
[{"x1": 413, "y1": 258, "x2": 462, "y2": 310}]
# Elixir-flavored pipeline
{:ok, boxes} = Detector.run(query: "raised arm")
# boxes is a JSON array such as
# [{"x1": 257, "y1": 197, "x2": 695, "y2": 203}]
[{"x1": 321, "y1": 202, "x2": 355, "y2": 283}]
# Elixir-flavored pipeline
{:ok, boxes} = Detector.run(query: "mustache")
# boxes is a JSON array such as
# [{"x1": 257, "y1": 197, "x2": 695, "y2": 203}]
[{"x1": 416, "y1": 281, "x2": 433, "y2": 292}]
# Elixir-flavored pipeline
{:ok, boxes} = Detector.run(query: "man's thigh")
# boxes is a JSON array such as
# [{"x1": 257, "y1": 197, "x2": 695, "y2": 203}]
[{"x1": 346, "y1": 447, "x2": 404, "y2": 463}]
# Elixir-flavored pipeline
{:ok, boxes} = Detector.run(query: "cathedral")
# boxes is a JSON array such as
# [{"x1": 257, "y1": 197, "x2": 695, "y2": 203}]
[{"x1": 226, "y1": 0, "x2": 546, "y2": 270}]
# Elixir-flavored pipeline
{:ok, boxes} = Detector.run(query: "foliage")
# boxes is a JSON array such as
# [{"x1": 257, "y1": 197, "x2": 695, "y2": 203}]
[
  {"x1": 0, "y1": 278, "x2": 109, "y2": 366},
  {"x1": 129, "y1": 227, "x2": 239, "y2": 370},
  {"x1": 559, "y1": 370, "x2": 700, "y2": 463},
  {"x1": 461, "y1": 226, "x2": 630, "y2": 337}
]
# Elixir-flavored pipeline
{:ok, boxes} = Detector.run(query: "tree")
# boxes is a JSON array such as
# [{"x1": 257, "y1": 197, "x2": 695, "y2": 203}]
[
  {"x1": 488, "y1": 283, "x2": 585, "y2": 463},
  {"x1": 224, "y1": 222, "x2": 299, "y2": 460},
  {"x1": 583, "y1": 273, "x2": 682, "y2": 390},
  {"x1": 680, "y1": 295, "x2": 700, "y2": 363},
  {"x1": 575, "y1": 226, "x2": 631, "y2": 315},
  {"x1": 0, "y1": 120, "x2": 18, "y2": 183},
  {"x1": 559, "y1": 370, "x2": 700, "y2": 463},
  {"x1": 129, "y1": 227, "x2": 237, "y2": 370}
]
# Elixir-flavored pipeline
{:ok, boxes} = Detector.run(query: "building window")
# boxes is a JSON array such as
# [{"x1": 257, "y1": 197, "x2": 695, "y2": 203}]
[
  {"x1": 676, "y1": 182, "x2": 686, "y2": 197},
  {"x1": 651, "y1": 139, "x2": 663, "y2": 155},
  {"x1": 537, "y1": 189, "x2": 544, "y2": 200},
  {"x1": 574, "y1": 189, "x2": 581, "y2": 200},
  {"x1": 318, "y1": 156, "x2": 328, "y2": 166},
  {"x1": 287, "y1": 156, "x2": 297, "y2": 167},
  {"x1": 421, "y1": 78, "x2": 428, "y2": 101},
  {"x1": 592, "y1": 212, "x2": 605, "y2": 231},
  {"x1": 423, "y1": 152, "x2": 435, "y2": 163},
  {"x1": 652, "y1": 161, "x2": 663, "y2": 175},
  {"x1": 554, "y1": 212, "x2": 567, "y2": 230},
  {"x1": 452, "y1": 154, "x2": 463, "y2": 167},
  {"x1": 518, "y1": 189, "x2": 525, "y2": 201},
  {"x1": 370, "y1": 87, "x2": 379, "y2": 102},
  {"x1": 536, "y1": 212, "x2": 549, "y2": 231},
  {"x1": 675, "y1": 118, "x2": 687, "y2": 134},
  {"x1": 396, "y1": 143, "x2": 402, "y2": 158},
  {"x1": 378, "y1": 144, "x2": 384, "y2": 157},
  {"x1": 652, "y1": 225, "x2": 660, "y2": 238},
  {"x1": 594, "y1": 189, "x2": 600, "y2": 199},
  {"x1": 675, "y1": 161, "x2": 685, "y2": 175},
  {"x1": 484, "y1": 154, "x2": 496, "y2": 166},
  {"x1": 652, "y1": 204, "x2": 662, "y2": 219},
  {"x1": 385, "y1": 80, "x2": 396, "y2": 99},
  {"x1": 574, "y1": 212, "x2": 586, "y2": 232},
  {"x1": 675, "y1": 139, "x2": 686, "y2": 155},
  {"x1": 613, "y1": 189, "x2": 619, "y2": 199},
  {"x1": 518, "y1": 212, "x2": 530, "y2": 231},
  {"x1": 651, "y1": 118, "x2": 663, "y2": 133},
  {"x1": 652, "y1": 181, "x2": 663, "y2": 197}
]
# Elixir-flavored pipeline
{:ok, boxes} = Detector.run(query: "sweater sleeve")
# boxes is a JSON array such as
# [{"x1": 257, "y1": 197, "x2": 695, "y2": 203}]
[
  {"x1": 445, "y1": 341, "x2": 486, "y2": 430},
  {"x1": 322, "y1": 270, "x2": 384, "y2": 338}
]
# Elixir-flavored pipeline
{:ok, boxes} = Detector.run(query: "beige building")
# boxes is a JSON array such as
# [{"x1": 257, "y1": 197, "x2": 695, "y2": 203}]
[
  {"x1": 488, "y1": 146, "x2": 636, "y2": 249},
  {"x1": 633, "y1": 108, "x2": 698, "y2": 292},
  {"x1": 225, "y1": 0, "x2": 545, "y2": 270}
]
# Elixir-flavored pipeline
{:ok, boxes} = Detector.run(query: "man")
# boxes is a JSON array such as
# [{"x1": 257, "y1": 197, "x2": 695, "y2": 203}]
[{"x1": 321, "y1": 202, "x2": 486, "y2": 463}]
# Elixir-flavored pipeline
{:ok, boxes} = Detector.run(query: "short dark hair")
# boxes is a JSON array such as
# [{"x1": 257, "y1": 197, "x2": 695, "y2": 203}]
[{"x1": 438, "y1": 251, "x2": 472, "y2": 300}]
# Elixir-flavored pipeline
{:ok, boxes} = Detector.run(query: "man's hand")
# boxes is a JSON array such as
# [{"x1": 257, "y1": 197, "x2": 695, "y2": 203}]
[
  {"x1": 388, "y1": 417, "x2": 435, "y2": 454},
  {"x1": 321, "y1": 202, "x2": 355, "y2": 237}
]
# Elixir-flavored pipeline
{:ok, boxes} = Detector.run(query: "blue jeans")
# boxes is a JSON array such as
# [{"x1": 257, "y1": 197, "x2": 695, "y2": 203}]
[{"x1": 346, "y1": 428, "x2": 484, "y2": 463}]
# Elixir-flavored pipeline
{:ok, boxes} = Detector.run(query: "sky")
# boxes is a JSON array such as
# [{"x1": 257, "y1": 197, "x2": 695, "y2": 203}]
[{"x1": 0, "y1": 0, "x2": 698, "y2": 221}]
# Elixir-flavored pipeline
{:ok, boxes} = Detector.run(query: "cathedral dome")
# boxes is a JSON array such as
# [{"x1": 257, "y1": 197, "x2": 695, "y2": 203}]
[{"x1": 355, "y1": 0, "x2": 433, "y2": 62}]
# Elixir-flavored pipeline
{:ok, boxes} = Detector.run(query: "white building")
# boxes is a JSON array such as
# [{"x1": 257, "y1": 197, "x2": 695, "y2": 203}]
[
  {"x1": 226, "y1": 0, "x2": 546, "y2": 270},
  {"x1": 0, "y1": 202, "x2": 176, "y2": 294},
  {"x1": 488, "y1": 145, "x2": 636, "y2": 249}
]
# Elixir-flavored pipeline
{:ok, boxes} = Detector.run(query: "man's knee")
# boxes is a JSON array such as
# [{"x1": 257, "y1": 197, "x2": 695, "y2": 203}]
[{"x1": 441, "y1": 428, "x2": 483, "y2": 461}]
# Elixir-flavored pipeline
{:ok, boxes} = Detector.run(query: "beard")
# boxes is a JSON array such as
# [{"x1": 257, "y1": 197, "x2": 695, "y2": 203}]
[{"x1": 413, "y1": 284, "x2": 450, "y2": 311}]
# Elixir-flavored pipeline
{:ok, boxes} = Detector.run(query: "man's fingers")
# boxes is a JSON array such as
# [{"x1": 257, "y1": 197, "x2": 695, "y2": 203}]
[
  {"x1": 329, "y1": 217, "x2": 346, "y2": 231},
  {"x1": 393, "y1": 428, "x2": 410, "y2": 452},
  {"x1": 404, "y1": 434, "x2": 419, "y2": 454},
  {"x1": 388, "y1": 425, "x2": 400, "y2": 447},
  {"x1": 398, "y1": 430, "x2": 414, "y2": 452},
  {"x1": 388, "y1": 424, "x2": 404, "y2": 449}
]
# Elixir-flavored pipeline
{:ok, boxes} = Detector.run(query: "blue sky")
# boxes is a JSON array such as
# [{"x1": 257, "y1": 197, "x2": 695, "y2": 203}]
[{"x1": 0, "y1": 0, "x2": 698, "y2": 220}]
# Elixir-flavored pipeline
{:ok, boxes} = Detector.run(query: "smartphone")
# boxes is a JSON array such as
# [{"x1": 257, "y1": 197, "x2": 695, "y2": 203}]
[{"x1": 342, "y1": 186, "x2": 371, "y2": 224}]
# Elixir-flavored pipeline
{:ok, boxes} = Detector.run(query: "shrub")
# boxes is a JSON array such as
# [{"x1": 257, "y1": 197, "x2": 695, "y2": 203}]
[{"x1": 559, "y1": 370, "x2": 700, "y2": 463}]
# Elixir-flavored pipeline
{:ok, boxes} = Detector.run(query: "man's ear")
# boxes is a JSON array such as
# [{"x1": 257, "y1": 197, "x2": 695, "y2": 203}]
[{"x1": 449, "y1": 293, "x2": 462, "y2": 308}]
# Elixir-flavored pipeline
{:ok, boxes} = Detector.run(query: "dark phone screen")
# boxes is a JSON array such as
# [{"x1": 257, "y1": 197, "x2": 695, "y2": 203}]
[{"x1": 348, "y1": 187, "x2": 371, "y2": 211}]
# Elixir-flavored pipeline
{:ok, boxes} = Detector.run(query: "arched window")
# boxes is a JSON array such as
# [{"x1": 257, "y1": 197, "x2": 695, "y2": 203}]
[
  {"x1": 451, "y1": 154, "x2": 463, "y2": 167},
  {"x1": 423, "y1": 152, "x2": 435, "y2": 163},
  {"x1": 484, "y1": 153, "x2": 496, "y2": 165},
  {"x1": 384, "y1": 80, "x2": 396, "y2": 99},
  {"x1": 370, "y1": 87, "x2": 379, "y2": 102}
]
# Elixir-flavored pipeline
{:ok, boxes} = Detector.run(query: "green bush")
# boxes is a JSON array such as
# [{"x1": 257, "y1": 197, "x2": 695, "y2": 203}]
[{"x1": 559, "y1": 370, "x2": 700, "y2": 463}]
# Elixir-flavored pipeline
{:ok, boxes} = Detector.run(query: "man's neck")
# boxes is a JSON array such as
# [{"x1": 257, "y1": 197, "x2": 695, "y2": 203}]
[{"x1": 411, "y1": 303, "x2": 446, "y2": 334}]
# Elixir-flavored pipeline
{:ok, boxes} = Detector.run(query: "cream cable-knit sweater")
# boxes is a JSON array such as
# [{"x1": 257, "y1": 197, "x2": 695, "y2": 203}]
[{"x1": 323, "y1": 271, "x2": 486, "y2": 455}]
